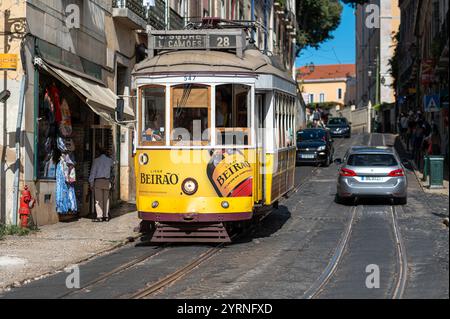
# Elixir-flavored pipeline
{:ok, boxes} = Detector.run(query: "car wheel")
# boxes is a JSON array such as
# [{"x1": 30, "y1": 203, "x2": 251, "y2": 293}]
[
  {"x1": 394, "y1": 197, "x2": 407, "y2": 205},
  {"x1": 323, "y1": 155, "x2": 330, "y2": 167}
]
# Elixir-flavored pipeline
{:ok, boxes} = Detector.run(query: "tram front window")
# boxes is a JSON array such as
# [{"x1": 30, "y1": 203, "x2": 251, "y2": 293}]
[
  {"x1": 216, "y1": 84, "x2": 250, "y2": 145},
  {"x1": 141, "y1": 86, "x2": 165, "y2": 144},
  {"x1": 171, "y1": 84, "x2": 210, "y2": 145}
]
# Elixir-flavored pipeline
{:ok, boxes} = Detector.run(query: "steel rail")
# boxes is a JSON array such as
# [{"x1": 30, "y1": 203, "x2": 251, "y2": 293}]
[
  {"x1": 129, "y1": 242, "x2": 230, "y2": 299},
  {"x1": 391, "y1": 205, "x2": 408, "y2": 299},
  {"x1": 57, "y1": 245, "x2": 168, "y2": 299},
  {"x1": 302, "y1": 204, "x2": 358, "y2": 299}
]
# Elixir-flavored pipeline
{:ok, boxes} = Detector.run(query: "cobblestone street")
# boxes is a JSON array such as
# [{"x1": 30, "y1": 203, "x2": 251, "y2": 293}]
[{"x1": 1, "y1": 133, "x2": 447, "y2": 299}]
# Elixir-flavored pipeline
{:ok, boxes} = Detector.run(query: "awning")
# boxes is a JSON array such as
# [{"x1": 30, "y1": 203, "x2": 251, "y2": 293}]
[{"x1": 34, "y1": 57, "x2": 134, "y2": 124}]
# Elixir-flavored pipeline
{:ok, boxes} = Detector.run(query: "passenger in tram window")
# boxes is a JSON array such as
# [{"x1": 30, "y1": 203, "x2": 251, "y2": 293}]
[{"x1": 216, "y1": 88, "x2": 232, "y2": 127}]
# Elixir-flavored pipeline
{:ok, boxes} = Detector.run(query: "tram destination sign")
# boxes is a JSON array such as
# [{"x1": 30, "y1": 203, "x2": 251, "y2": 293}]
[{"x1": 148, "y1": 30, "x2": 245, "y2": 58}]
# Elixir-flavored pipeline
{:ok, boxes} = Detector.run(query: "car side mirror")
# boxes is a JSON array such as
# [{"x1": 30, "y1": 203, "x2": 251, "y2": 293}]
[
  {"x1": 116, "y1": 98, "x2": 124, "y2": 122},
  {"x1": 334, "y1": 158, "x2": 342, "y2": 165}
]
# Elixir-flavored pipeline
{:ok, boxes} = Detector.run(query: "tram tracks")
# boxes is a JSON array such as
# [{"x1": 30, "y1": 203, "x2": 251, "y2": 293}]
[
  {"x1": 129, "y1": 243, "x2": 227, "y2": 299},
  {"x1": 302, "y1": 203, "x2": 408, "y2": 299},
  {"x1": 57, "y1": 245, "x2": 169, "y2": 299}
]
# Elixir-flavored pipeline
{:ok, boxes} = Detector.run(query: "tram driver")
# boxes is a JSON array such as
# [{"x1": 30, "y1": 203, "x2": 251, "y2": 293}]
[{"x1": 143, "y1": 100, "x2": 164, "y2": 142}]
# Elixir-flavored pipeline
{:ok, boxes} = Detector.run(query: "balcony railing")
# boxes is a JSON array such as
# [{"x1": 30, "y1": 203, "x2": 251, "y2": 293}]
[
  {"x1": 113, "y1": 0, "x2": 146, "y2": 20},
  {"x1": 146, "y1": 0, "x2": 185, "y2": 30}
]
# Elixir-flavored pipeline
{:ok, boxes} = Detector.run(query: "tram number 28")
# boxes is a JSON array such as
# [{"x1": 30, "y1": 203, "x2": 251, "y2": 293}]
[
  {"x1": 212, "y1": 35, "x2": 236, "y2": 48},
  {"x1": 216, "y1": 36, "x2": 230, "y2": 47}
]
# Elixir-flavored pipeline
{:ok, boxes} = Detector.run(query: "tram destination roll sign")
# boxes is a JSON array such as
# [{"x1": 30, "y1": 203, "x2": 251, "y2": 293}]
[{"x1": 149, "y1": 30, "x2": 244, "y2": 58}]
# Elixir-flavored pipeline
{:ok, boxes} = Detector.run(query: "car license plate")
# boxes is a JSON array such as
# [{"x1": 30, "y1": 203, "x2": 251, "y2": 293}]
[
  {"x1": 361, "y1": 176, "x2": 382, "y2": 182},
  {"x1": 301, "y1": 154, "x2": 315, "y2": 159}
]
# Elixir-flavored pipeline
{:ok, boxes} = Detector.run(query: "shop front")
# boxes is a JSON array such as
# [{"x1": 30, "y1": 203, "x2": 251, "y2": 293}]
[{"x1": 31, "y1": 58, "x2": 134, "y2": 225}]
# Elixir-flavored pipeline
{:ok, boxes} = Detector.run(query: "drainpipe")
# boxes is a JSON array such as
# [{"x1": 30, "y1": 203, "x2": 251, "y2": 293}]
[
  {"x1": 165, "y1": 0, "x2": 169, "y2": 30},
  {"x1": 12, "y1": 40, "x2": 28, "y2": 225},
  {"x1": 251, "y1": 0, "x2": 255, "y2": 42},
  {"x1": 12, "y1": 75, "x2": 26, "y2": 226},
  {"x1": 263, "y1": 0, "x2": 268, "y2": 53}
]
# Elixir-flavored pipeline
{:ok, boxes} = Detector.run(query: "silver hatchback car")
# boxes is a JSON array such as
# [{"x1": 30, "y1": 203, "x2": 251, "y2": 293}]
[{"x1": 335, "y1": 146, "x2": 408, "y2": 205}]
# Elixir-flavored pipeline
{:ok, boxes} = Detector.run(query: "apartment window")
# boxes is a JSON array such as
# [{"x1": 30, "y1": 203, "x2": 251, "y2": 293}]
[
  {"x1": 319, "y1": 93, "x2": 325, "y2": 103},
  {"x1": 337, "y1": 88, "x2": 343, "y2": 100},
  {"x1": 309, "y1": 94, "x2": 314, "y2": 104}
]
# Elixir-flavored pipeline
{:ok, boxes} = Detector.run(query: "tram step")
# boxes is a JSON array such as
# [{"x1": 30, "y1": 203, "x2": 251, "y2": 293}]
[{"x1": 150, "y1": 222, "x2": 231, "y2": 243}]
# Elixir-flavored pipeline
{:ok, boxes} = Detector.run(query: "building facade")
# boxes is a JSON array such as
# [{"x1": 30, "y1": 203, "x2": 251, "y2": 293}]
[
  {"x1": 355, "y1": 0, "x2": 400, "y2": 132},
  {"x1": 396, "y1": 0, "x2": 448, "y2": 160},
  {"x1": 0, "y1": 0, "x2": 298, "y2": 226},
  {"x1": 297, "y1": 64, "x2": 356, "y2": 108}
]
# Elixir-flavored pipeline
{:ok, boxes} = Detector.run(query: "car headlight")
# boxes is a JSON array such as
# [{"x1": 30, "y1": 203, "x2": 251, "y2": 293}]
[
  {"x1": 317, "y1": 145, "x2": 326, "y2": 151},
  {"x1": 181, "y1": 178, "x2": 198, "y2": 195}
]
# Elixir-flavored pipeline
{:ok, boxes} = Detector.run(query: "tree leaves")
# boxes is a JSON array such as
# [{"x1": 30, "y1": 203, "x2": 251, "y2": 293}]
[{"x1": 296, "y1": 0, "x2": 369, "y2": 52}]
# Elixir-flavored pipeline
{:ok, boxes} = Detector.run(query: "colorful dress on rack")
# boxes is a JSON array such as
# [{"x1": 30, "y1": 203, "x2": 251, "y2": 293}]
[{"x1": 56, "y1": 160, "x2": 77, "y2": 214}]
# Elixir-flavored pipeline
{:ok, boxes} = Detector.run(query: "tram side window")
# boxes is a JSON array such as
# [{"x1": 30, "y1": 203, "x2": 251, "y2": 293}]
[
  {"x1": 172, "y1": 84, "x2": 210, "y2": 145},
  {"x1": 141, "y1": 86, "x2": 166, "y2": 144},
  {"x1": 216, "y1": 84, "x2": 250, "y2": 145}
]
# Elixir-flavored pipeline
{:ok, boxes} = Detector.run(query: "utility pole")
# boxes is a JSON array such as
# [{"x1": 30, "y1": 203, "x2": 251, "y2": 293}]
[
  {"x1": 374, "y1": 46, "x2": 380, "y2": 132},
  {"x1": 375, "y1": 46, "x2": 380, "y2": 106}
]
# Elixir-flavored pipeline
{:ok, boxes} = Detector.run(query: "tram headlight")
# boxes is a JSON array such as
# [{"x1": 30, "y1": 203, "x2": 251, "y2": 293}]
[
  {"x1": 152, "y1": 201, "x2": 159, "y2": 208},
  {"x1": 221, "y1": 201, "x2": 230, "y2": 209},
  {"x1": 181, "y1": 178, "x2": 198, "y2": 195},
  {"x1": 139, "y1": 153, "x2": 149, "y2": 165}
]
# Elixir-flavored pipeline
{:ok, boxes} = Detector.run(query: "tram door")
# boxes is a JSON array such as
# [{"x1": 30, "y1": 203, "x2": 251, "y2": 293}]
[{"x1": 255, "y1": 94, "x2": 265, "y2": 203}]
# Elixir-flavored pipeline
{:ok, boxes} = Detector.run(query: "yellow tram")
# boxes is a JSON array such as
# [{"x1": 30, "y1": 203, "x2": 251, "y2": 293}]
[{"x1": 129, "y1": 29, "x2": 298, "y2": 242}]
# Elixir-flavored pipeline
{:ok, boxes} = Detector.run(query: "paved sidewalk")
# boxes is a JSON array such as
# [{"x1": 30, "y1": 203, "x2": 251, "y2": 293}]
[
  {"x1": 0, "y1": 202, "x2": 139, "y2": 292},
  {"x1": 390, "y1": 134, "x2": 449, "y2": 196}
]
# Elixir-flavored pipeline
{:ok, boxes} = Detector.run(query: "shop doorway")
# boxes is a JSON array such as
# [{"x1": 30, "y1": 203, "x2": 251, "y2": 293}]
[{"x1": 88, "y1": 125, "x2": 113, "y2": 216}]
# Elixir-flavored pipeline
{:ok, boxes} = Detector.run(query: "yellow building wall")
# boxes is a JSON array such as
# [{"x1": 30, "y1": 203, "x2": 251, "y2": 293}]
[{"x1": 299, "y1": 80, "x2": 347, "y2": 105}]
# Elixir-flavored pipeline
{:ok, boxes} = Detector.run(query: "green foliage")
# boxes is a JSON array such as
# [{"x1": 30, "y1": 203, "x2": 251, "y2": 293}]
[
  {"x1": 296, "y1": 0, "x2": 342, "y2": 50},
  {"x1": 307, "y1": 101, "x2": 344, "y2": 110},
  {"x1": 388, "y1": 31, "x2": 400, "y2": 91},
  {"x1": 0, "y1": 224, "x2": 33, "y2": 239},
  {"x1": 296, "y1": 0, "x2": 370, "y2": 51}
]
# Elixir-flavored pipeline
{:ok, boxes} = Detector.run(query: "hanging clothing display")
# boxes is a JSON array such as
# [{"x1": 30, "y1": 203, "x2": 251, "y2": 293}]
[
  {"x1": 56, "y1": 157, "x2": 77, "y2": 214},
  {"x1": 49, "y1": 83, "x2": 62, "y2": 123},
  {"x1": 59, "y1": 98, "x2": 73, "y2": 137}
]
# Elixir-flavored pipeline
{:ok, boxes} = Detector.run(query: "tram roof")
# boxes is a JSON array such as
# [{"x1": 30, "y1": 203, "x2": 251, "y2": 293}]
[{"x1": 132, "y1": 48, "x2": 295, "y2": 84}]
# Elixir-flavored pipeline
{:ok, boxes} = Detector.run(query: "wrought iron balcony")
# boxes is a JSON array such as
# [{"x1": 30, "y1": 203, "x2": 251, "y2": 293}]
[{"x1": 113, "y1": 0, "x2": 147, "y2": 30}]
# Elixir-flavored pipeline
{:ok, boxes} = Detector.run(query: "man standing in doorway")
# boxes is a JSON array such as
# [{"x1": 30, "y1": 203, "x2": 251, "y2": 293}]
[{"x1": 89, "y1": 147, "x2": 114, "y2": 222}]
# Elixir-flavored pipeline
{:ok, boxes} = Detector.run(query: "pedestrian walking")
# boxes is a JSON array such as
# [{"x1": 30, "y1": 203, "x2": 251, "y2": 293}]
[
  {"x1": 89, "y1": 147, "x2": 115, "y2": 222},
  {"x1": 406, "y1": 112, "x2": 416, "y2": 151},
  {"x1": 400, "y1": 113, "x2": 408, "y2": 142},
  {"x1": 312, "y1": 108, "x2": 321, "y2": 128},
  {"x1": 412, "y1": 121, "x2": 425, "y2": 166}
]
